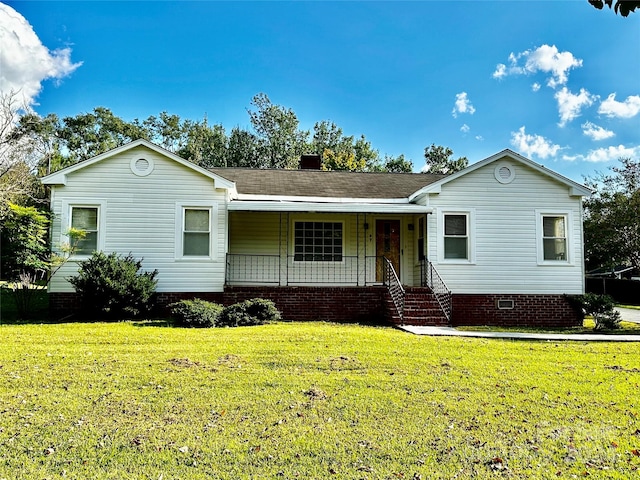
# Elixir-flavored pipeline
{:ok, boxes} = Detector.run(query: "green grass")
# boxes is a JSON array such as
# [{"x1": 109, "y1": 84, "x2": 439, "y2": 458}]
[
  {"x1": 1, "y1": 322, "x2": 639, "y2": 479},
  {"x1": 457, "y1": 318, "x2": 640, "y2": 335},
  {"x1": 619, "y1": 305, "x2": 640, "y2": 311}
]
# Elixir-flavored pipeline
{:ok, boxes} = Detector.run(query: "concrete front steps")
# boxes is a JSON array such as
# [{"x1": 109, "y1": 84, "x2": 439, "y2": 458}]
[{"x1": 385, "y1": 287, "x2": 450, "y2": 326}]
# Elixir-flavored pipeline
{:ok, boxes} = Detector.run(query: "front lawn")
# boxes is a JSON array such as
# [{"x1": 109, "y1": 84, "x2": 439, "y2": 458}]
[
  {"x1": 457, "y1": 318, "x2": 640, "y2": 335},
  {"x1": 0, "y1": 322, "x2": 638, "y2": 479}
]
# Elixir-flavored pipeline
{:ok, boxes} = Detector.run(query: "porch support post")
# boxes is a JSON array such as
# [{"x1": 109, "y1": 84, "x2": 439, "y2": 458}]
[
  {"x1": 279, "y1": 212, "x2": 289, "y2": 286},
  {"x1": 358, "y1": 213, "x2": 367, "y2": 286}
]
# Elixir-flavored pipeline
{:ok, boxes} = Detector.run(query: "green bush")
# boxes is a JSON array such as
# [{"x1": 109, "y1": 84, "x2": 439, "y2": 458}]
[
  {"x1": 69, "y1": 252, "x2": 158, "y2": 319},
  {"x1": 580, "y1": 293, "x2": 622, "y2": 330},
  {"x1": 218, "y1": 298, "x2": 281, "y2": 327},
  {"x1": 170, "y1": 299, "x2": 223, "y2": 328}
]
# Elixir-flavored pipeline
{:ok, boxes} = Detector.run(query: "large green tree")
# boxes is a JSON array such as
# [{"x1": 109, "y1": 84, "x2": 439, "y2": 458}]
[
  {"x1": 248, "y1": 93, "x2": 309, "y2": 169},
  {"x1": 583, "y1": 157, "x2": 640, "y2": 272},
  {"x1": 177, "y1": 118, "x2": 228, "y2": 168},
  {"x1": 423, "y1": 144, "x2": 468, "y2": 175},
  {"x1": 227, "y1": 127, "x2": 261, "y2": 168}
]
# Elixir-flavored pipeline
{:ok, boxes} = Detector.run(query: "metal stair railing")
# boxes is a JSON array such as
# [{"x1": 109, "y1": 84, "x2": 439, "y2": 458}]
[
  {"x1": 382, "y1": 257, "x2": 405, "y2": 322},
  {"x1": 421, "y1": 259, "x2": 452, "y2": 323}
]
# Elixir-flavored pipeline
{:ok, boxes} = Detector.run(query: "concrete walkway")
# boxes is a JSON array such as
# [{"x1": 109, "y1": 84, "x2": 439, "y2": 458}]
[
  {"x1": 400, "y1": 307, "x2": 640, "y2": 341},
  {"x1": 616, "y1": 307, "x2": 640, "y2": 324}
]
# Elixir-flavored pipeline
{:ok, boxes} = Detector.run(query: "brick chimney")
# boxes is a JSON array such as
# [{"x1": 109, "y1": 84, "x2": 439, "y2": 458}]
[{"x1": 300, "y1": 154, "x2": 322, "y2": 170}]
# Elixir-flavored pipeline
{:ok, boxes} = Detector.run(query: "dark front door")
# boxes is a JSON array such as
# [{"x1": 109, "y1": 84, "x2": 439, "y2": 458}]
[{"x1": 376, "y1": 219, "x2": 401, "y2": 282}]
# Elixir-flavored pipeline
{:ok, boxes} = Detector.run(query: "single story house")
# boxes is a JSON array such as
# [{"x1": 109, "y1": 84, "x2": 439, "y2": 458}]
[{"x1": 42, "y1": 139, "x2": 591, "y2": 326}]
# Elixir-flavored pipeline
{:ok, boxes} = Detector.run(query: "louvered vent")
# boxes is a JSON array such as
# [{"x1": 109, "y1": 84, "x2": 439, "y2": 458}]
[
  {"x1": 494, "y1": 163, "x2": 515, "y2": 184},
  {"x1": 498, "y1": 166, "x2": 511, "y2": 180},
  {"x1": 135, "y1": 158, "x2": 150, "y2": 171}
]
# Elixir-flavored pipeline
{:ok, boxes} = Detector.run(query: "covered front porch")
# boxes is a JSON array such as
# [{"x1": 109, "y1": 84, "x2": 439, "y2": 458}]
[
  {"x1": 224, "y1": 209, "x2": 451, "y2": 325},
  {"x1": 225, "y1": 210, "x2": 427, "y2": 287}
]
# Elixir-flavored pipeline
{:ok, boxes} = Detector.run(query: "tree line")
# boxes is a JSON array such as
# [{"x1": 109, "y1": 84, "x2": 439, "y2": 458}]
[{"x1": 0, "y1": 91, "x2": 468, "y2": 216}]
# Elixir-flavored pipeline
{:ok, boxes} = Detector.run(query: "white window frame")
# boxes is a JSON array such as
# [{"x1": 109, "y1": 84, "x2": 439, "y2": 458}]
[
  {"x1": 175, "y1": 202, "x2": 217, "y2": 260},
  {"x1": 61, "y1": 200, "x2": 107, "y2": 259},
  {"x1": 437, "y1": 209, "x2": 476, "y2": 264},
  {"x1": 536, "y1": 210, "x2": 572, "y2": 265},
  {"x1": 292, "y1": 219, "x2": 345, "y2": 263}
]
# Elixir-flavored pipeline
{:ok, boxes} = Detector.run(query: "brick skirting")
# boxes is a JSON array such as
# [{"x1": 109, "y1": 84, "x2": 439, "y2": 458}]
[
  {"x1": 451, "y1": 294, "x2": 582, "y2": 328},
  {"x1": 50, "y1": 289, "x2": 583, "y2": 327},
  {"x1": 221, "y1": 286, "x2": 388, "y2": 324},
  {"x1": 50, "y1": 287, "x2": 388, "y2": 324}
]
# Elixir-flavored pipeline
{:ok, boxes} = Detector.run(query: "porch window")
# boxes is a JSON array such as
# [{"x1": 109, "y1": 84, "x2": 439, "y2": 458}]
[
  {"x1": 183, "y1": 208, "x2": 211, "y2": 256},
  {"x1": 418, "y1": 217, "x2": 425, "y2": 261},
  {"x1": 294, "y1": 221, "x2": 342, "y2": 262},
  {"x1": 542, "y1": 215, "x2": 567, "y2": 261},
  {"x1": 444, "y1": 214, "x2": 468, "y2": 259},
  {"x1": 71, "y1": 206, "x2": 99, "y2": 255}
]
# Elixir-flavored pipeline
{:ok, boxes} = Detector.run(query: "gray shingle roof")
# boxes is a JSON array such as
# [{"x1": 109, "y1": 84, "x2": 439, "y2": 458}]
[{"x1": 210, "y1": 168, "x2": 445, "y2": 199}]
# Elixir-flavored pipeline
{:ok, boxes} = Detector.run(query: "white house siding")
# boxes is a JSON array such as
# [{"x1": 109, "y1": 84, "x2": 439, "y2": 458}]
[
  {"x1": 49, "y1": 146, "x2": 228, "y2": 293},
  {"x1": 426, "y1": 159, "x2": 585, "y2": 295}
]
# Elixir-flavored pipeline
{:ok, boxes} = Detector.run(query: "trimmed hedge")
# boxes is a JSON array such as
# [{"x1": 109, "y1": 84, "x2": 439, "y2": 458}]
[
  {"x1": 170, "y1": 297, "x2": 282, "y2": 328},
  {"x1": 170, "y1": 299, "x2": 223, "y2": 328},
  {"x1": 218, "y1": 298, "x2": 282, "y2": 327}
]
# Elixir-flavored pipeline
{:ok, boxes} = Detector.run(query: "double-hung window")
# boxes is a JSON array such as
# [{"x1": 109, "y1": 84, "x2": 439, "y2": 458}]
[
  {"x1": 70, "y1": 206, "x2": 99, "y2": 255},
  {"x1": 542, "y1": 215, "x2": 567, "y2": 261},
  {"x1": 183, "y1": 208, "x2": 211, "y2": 257},
  {"x1": 294, "y1": 221, "x2": 343, "y2": 262},
  {"x1": 444, "y1": 214, "x2": 468, "y2": 260}
]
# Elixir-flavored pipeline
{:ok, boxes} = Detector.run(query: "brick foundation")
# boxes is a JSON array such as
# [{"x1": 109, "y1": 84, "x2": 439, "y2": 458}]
[
  {"x1": 222, "y1": 286, "x2": 387, "y2": 324},
  {"x1": 50, "y1": 287, "x2": 388, "y2": 324},
  {"x1": 50, "y1": 290, "x2": 583, "y2": 327},
  {"x1": 451, "y1": 294, "x2": 582, "y2": 328}
]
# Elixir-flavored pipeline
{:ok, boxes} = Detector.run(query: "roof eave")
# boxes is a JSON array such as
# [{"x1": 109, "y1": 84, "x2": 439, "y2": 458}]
[{"x1": 228, "y1": 200, "x2": 433, "y2": 214}]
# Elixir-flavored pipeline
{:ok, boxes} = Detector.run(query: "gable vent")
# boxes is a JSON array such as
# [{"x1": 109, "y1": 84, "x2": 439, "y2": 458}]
[
  {"x1": 130, "y1": 157, "x2": 154, "y2": 176},
  {"x1": 494, "y1": 163, "x2": 515, "y2": 184},
  {"x1": 136, "y1": 158, "x2": 149, "y2": 170}
]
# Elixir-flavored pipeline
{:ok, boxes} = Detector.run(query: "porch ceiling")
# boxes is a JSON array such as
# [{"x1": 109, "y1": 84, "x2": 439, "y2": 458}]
[{"x1": 227, "y1": 200, "x2": 433, "y2": 214}]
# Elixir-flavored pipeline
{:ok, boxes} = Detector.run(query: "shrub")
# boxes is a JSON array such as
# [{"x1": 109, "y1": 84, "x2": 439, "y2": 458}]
[
  {"x1": 170, "y1": 299, "x2": 223, "y2": 328},
  {"x1": 579, "y1": 293, "x2": 622, "y2": 330},
  {"x1": 69, "y1": 252, "x2": 158, "y2": 318},
  {"x1": 218, "y1": 298, "x2": 281, "y2": 327}
]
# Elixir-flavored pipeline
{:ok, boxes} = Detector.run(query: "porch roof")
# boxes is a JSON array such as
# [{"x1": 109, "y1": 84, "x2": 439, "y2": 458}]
[
  {"x1": 210, "y1": 168, "x2": 444, "y2": 199},
  {"x1": 227, "y1": 200, "x2": 433, "y2": 214}
]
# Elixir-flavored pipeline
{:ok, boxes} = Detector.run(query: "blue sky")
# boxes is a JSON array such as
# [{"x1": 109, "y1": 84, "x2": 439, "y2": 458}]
[{"x1": 1, "y1": 1, "x2": 639, "y2": 182}]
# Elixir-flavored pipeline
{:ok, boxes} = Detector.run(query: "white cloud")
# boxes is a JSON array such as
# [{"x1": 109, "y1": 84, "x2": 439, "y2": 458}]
[
  {"x1": 584, "y1": 145, "x2": 639, "y2": 163},
  {"x1": 493, "y1": 44, "x2": 582, "y2": 89},
  {"x1": 581, "y1": 121, "x2": 615, "y2": 141},
  {"x1": 531, "y1": 83, "x2": 541, "y2": 92},
  {"x1": 0, "y1": 3, "x2": 82, "y2": 107},
  {"x1": 475, "y1": 135, "x2": 484, "y2": 141},
  {"x1": 598, "y1": 93, "x2": 640, "y2": 119},
  {"x1": 555, "y1": 87, "x2": 596, "y2": 127},
  {"x1": 510, "y1": 126, "x2": 561, "y2": 159},
  {"x1": 452, "y1": 92, "x2": 475, "y2": 117},
  {"x1": 460, "y1": 124, "x2": 470, "y2": 133},
  {"x1": 492, "y1": 63, "x2": 507, "y2": 79}
]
